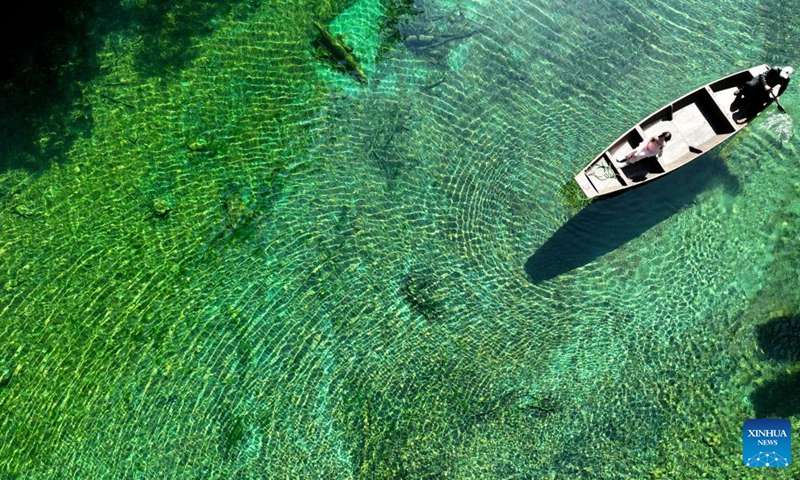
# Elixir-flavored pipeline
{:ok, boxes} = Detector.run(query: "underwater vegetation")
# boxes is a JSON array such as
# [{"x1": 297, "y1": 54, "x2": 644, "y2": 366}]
[
  {"x1": 757, "y1": 1, "x2": 800, "y2": 65},
  {"x1": 0, "y1": 0, "x2": 244, "y2": 173},
  {"x1": 750, "y1": 315, "x2": 800, "y2": 418},
  {"x1": 400, "y1": 267, "x2": 448, "y2": 321},
  {"x1": 559, "y1": 179, "x2": 591, "y2": 214},
  {"x1": 756, "y1": 315, "x2": 800, "y2": 363},
  {"x1": 1, "y1": 0, "x2": 799, "y2": 478},
  {"x1": 748, "y1": 217, "x2": 800, "y2": 418},
  {"x1": 122, "y1": 0, "x2": 238, "y2": 77},
  {"x1": 0, "y1": 1, "x2": 97, "y2": 171},
  {"x1": 375, "y1": 0, "x2": 420, "y2": 60}
]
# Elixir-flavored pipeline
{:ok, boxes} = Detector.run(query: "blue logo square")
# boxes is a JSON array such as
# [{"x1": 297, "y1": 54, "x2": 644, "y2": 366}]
[{"x1": 743, "y1": 419, "x2": 791, "y2": 467}]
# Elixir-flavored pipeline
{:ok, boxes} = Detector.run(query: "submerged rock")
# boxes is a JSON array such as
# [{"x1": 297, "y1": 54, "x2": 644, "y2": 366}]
[
  {"x1": 13, "y1": 204, "x2": 35, "y2": 218},
  {"x1": 152, "y1": 198, "x2": 172, "y2": 217},
  {"x1": 0, "y1": 365, "x2": 15, "y2": 388},
  {"x1": 188, "y1": 139, "x2": 208, "y2": 151},
  {"x1": 400, "y1": 269, "x2": 448, "y2": 321},
  {"x1": 313, "y1": 20, "x2": 367, "y2": 84},
  {"x1": 223, "y1": 192, "x2": 253, "y2": 230}
]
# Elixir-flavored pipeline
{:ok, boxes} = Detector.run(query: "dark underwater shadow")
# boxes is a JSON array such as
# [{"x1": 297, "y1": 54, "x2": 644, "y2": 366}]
[
  {"x1": 127, "y1": 0, "x2": 238, "y2": 78},
  {"x1": 750, "y1": 315, "x2": 800, "y2": 418},
  {"x1": 755, "y1": 316, "x2": 800, "y2": 363},
  {"x1": 0, "y1": 0, "x2": 99, "y2": 173},
  {"x1": 524, "y1": 153, "x2": 739, "y2": 284},
  {"x1": 750, "y1": 371, "x2": 800, "y2": 419},
  {"x1": 0, "y1": 0, "x2": 239, "y2": 174}
]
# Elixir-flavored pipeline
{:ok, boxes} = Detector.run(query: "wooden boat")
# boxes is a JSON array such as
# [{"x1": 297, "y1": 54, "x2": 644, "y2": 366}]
[{"x1": 574, "y1": 65, "x2": 777, "y2": 199}]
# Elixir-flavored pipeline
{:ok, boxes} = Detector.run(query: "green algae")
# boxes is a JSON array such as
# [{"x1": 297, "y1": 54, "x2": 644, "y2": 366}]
[
  {"x1": 559, "y1": 178, "x2": 591, "y2": 214},
  {"x1": 375, "y1": 0, "x2": 420, "y2": 61},
  {"x1": 0, "y1": 0, "x2": 342, "y2": 476},
  {"x1": 123, "y1": 0, "x2": 239, "y2": 77},
  {"x1": 222, "y1": 412, "x2": 247, "y2": 459},
  {"x1": 0, "y1": 0, "x2": 799, "y2": 478}
]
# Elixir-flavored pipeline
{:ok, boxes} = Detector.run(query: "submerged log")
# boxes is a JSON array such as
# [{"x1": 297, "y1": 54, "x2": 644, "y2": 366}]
[{"x1": 313, "y1": 20, "x2": 367, "y2": 84}]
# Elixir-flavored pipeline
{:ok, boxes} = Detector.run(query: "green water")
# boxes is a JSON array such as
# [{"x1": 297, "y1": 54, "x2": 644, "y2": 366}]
[{"x1": 0, "y1": 0, "x2": 799, "y2": 478}]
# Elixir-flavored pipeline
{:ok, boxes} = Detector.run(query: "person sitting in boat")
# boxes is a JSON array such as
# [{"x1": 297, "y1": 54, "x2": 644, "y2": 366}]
[
  {"x1": 618, "y1": 131, "x2": 671, "y2": 165},
  {"x1": 734, "y1": 65, "x2": 793, "y2": 119}
]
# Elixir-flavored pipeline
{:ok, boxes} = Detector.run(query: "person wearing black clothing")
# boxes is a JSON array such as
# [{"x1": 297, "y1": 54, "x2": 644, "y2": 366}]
[{"x1": 734, "y1": 65, "x2": 793, "y2": 121}]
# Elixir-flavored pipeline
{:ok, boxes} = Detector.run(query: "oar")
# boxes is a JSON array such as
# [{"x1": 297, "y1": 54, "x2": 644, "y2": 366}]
[{"x1": 769, "y1": 89, "x2": 787, "y2": 113}]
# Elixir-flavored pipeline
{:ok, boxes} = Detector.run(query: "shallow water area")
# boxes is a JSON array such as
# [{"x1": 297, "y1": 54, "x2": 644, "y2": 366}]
[{"x1": 0, "y1": 0, "x2": 799, "y2": 478}]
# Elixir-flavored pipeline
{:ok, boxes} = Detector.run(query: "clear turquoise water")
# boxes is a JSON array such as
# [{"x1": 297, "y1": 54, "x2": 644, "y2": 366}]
[{"x1": 0, "y1": 0, "x2": 798, "y2": 478}]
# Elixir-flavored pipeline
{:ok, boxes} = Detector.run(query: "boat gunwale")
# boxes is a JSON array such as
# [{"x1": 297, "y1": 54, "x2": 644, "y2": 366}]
[{"x1": 574, "y1": 64, "x2": 770, "y2": 199}]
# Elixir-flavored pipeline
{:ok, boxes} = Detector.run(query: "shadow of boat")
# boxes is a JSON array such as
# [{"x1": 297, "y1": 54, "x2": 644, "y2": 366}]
[{"x1": 524, "y1": 153, "x2": 739, "y2": 284}]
